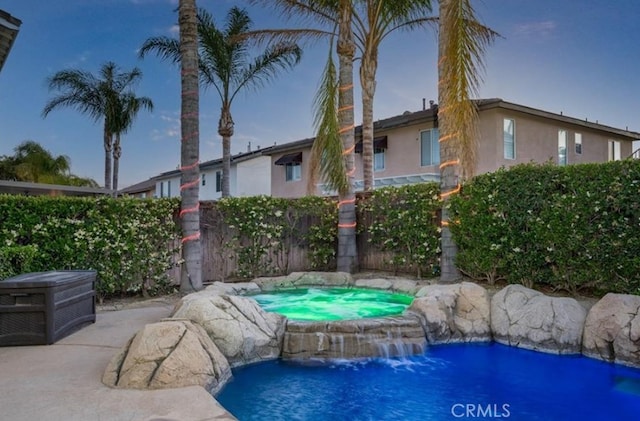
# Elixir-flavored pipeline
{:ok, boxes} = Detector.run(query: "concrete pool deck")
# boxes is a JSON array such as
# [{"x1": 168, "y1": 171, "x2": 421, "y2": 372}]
[{"x1": 0, "y1": 298, "x2": 236, "y2": 421}]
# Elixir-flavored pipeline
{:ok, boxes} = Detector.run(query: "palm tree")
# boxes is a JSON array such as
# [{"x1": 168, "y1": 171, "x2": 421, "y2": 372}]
[
  {"x1": 308, "y1": 0, "x2": 358, "y2": 273},
  {"x1": 247, "y1": 0, "x2": 359, "y2": 272},
  {"x1": 0, "y1": 140, "x2": 98, "y2": 186},
  {"x1": 140, "y1": 7, "x2": 302, "y2": 197},
  {"x1": 109, "y1": 92, "x2": 154, "y2": 192},
  {"x1": 354, "y1": 0, "x2": 433, "y2": 191},
  {"x1": 437, "y1": 0, "x2": 497, "y2": 281},
  {"x1": 178, "y1": 0, "x2": 202, "y2": 293},
  {"x1": 12, "y1": 140, "x2": 70, "y2": 183},
  {"x1": 335, "y1": 0, "x2": 358, "y2": 272},
  {"x1": 248, "y1": 0, "x2": 434, "y2": 192},
  {"x1": 43, "y1": 62, "x2": 148, "y2": 191}
]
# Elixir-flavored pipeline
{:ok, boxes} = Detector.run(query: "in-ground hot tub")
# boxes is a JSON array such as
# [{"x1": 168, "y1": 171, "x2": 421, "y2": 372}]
[
  {"x1": 241, "y1": 275, "x2": 428, "y2": 359},
  {"x1": 250, "y1": 287, "x2": 414, "y2": 321}
]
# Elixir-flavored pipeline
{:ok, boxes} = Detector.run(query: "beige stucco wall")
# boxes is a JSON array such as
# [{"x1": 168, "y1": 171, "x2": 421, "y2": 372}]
[
  {"x1": 271, "y1": 149, "x2": 311, "y2": 198},
  {"x1": 372, "y1": 123, "x2": 439, "y2": 180},
  {"x1": 475, "y1": 108, "x2": 632, "y2": 175}
]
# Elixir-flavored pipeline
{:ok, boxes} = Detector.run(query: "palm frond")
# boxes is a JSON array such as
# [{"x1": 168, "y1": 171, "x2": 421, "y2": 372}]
[
  {"x1": 439, "y1": 0, "x2": 498, "y2": 179},
  {"x1": 308, "y1": 48, "x2": 347, "y2": 194},
  {"x1": 138, "y1": 36, "x2": 182, "y2": 64},
  {"x1": 249, "y1": 0, "x2": 337, "y2": 27},
  {"x1": 351, "y1": 0, "x2": 434, "y2": 53},
  {"x1": 235, "y1": 28, "x2": 332, "y2": 48},
  {"x1": 230, "y1": 42, "x2": 302, "y2": 101},
  {"x1": 196, "y1": 10, "x2": 226, "y2": 99}
]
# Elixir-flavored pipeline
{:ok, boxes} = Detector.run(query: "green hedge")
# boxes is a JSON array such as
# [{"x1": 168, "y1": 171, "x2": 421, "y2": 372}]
[
  {"x1": 0, "y1": 245, "x2": 39, "y2": 279},
  {"x1": 361, "y1": 183, "x2": 441, "y2": 277},
  {"x1": 449, "y1": 160, "x2": 640, "y2": 294},
  {"x1": 0, "y1": 195, "x2": 180, "y2": 298}
]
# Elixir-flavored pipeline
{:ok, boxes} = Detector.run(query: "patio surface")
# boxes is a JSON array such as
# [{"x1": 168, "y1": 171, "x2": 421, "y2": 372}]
[{"x1": 0, "y1": 298, "x2": 236, "y2": 421}]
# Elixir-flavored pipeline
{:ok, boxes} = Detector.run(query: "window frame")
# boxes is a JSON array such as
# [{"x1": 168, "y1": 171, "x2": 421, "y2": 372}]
[
  {"x1": 558, "y1": 129, "x2": 568, "y2": 166},
  {"x1": 420, "y1": 128, "x2": 440, "y2": 167},
  {"x1": 374, "y1": 147, "x2": 385, "y2": 172},
  {"x1": 285, "y1": 162, "x2": 302, "y2": 182},
  {"x1": 503, "y1": 118, "x2": 516, "y2": 160},
  {"x1": 608, "y1": 140, "x2": 621, "y2": 161},
  {"x1": 215, "y1": 170, "x2": 222, "y2": 192},
  {"x1": 575, "y1": 133, "x2": 582, "y2": 155}
]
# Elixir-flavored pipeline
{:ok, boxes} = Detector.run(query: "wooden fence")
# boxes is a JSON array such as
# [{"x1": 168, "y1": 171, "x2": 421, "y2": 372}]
[{"x1": 195, "y1": 200, "x2": 436, "y2": 281}]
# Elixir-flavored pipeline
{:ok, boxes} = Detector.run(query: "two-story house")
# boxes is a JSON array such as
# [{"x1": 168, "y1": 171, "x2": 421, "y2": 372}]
[
  {"x1": 153, "y1": 147, "x2": 274, "y2": 200},
  {"x1": 126, "y1": 98, "x2": 639, "y2": 200},
  {"x1": 267, "y1": 98, "x2": 640, "y2": 198}
]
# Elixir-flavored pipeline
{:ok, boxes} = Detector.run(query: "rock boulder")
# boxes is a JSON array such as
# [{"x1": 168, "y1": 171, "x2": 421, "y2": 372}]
[
  {"x1": 102, "y1": 319, "x2": 231, "y2": 394},
  {"x1": 282, "y1": 316, "x2": 426, "y2": 359},
  {"x1": 582, "y1": 293, "x2": 640, "y2": 367},
  {"x1": 491, "y1": 284, "x2": 587, "y2": 354},
  {"x1": 253, "y1": 271, "x2": 352, "y2": 291},
  {"x1": 409, "y1": 282, "x2": 491, "y2": 344},
  {"x1": 173, "y1": 294, "x2": 286, "y2": 367}
]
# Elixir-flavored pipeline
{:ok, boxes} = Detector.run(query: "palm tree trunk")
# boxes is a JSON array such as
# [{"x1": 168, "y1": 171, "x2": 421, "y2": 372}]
[
  {"x1": 112, "y1": 134, "x2": 121, "y2": 195},
  {"x1": 219, "y1": 105, "x2": 234, "y2": 198},
  {"x1": 437, "y1": 0, "x2": 497, "y2": 282},
  {"x1": 360, "y1": 53, "x2": 377, "y2": 192},
  {"x1": 438, "y1": 0, "x2": 461, "y2": 282},
  {"x1": 103, "y1": 121, "x2": 112, "y2": 190},
  {"x1": 336, "y1": 0, "x2": 358, "y2": 273},
  {"x1": 179, "y1": 0, "x2": 202, "y2": 293}
]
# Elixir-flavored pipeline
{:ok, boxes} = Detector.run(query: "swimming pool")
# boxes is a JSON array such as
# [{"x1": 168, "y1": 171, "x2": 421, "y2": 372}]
[{"x1": 216, "y1": 343, "x2": 640, "y2": 420}]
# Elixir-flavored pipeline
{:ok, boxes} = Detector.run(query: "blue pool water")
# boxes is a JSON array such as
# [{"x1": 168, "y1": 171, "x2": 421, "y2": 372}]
[{"x1": 216, "y1": 343, "x2": 640, "y2": 420}]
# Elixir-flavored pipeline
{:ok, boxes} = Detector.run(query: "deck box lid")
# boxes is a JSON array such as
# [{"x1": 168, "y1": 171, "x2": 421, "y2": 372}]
[{"x1": 0, "y1": 270, "x2": 97, "y2": 289}]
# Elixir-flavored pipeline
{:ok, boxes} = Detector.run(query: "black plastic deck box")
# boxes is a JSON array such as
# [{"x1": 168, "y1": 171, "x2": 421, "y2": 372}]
[{"x1": 0, "y1": 270, "x2": 96, "y2": 346}]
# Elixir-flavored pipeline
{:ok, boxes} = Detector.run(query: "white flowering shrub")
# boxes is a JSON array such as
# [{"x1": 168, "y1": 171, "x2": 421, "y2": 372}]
[
  {"x1": 362, "y1": 183, "x2": 441, "y2": 278},
  {"x1": 0, "y1": 196, "x2": 180, "y2": 299},
  {"x1": 216, "y1": 195, "x2": 337, "y2": 278}
]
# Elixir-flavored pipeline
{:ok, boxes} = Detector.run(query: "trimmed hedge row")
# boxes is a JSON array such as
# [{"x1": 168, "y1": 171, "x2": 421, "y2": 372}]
[
  {"x1": 0, "y1": 195, "x2": 180, "y2": 299},
  {"x1": 449, "y1": 160, "x2": 640, "y2": 294},
  {"x1": 3, "y1": 158, "x2": 638, "y2": 297},
  {"x1": 361, "y1": 183, "x2": 441, "y2": 277}
]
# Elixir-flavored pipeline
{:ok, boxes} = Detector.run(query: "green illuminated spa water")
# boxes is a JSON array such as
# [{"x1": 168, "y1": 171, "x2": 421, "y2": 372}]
[{"x1": 250, "y1": 288, "x2": 414, "y2": 321}]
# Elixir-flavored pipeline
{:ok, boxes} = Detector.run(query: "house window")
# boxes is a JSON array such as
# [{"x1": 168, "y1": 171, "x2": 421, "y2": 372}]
[
  {"x1": 275, "y1": 152, "x2": 303, "y2": 182},
  {"x1": 504, "y1": 119, "x2": 515, "y2": 160},
  {"x1": 420, "y1": 128, "x2": 440, "y2": 166},
  {"x1": 159, "y1": 182, "x2": 164, "y2": 197},
  {"x1": 374, "y1": 148, "x2": 385, "y2": 171},
  {"x1": 575, "y1": 133, "x2": 582, "y2": 155},
  {"x1": 202, "y1": 173, "x2": 206, "y2": 186},
  {"x1": 215, "y1": 171, "x2": 222, "y2": 192},
  {"x1": 167, "y1": 180, "x2": 171, "y2": 197},
  {"x1": 285, "y1": 163, "x2": 302, "y2": 181},
  {"x1": 608, "y1": 140, "x2": 621, "y2": 161},
  {"x1": 558, "y1": 130, "x2": 567, "y2": 166}
]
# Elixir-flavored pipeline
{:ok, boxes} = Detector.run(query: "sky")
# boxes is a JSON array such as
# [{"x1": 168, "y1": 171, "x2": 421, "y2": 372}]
[{"x1": 1, "y1": 0, "x2": 639, "y2": 188}]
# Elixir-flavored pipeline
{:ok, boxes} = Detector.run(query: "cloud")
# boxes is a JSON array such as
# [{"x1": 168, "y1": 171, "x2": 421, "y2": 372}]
[
  {"x1": 151, "y1": 111, "x2": 180, "y2": 141},
  {"x1": 513, "y1": 21, "x2": 557, "y2": 37},
  {"x1": 169, "y1": 24, "x2": 179, "y2": 36},
  {"x1": 63, "y1": 51, "x2": 91, "y2": 68}
]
